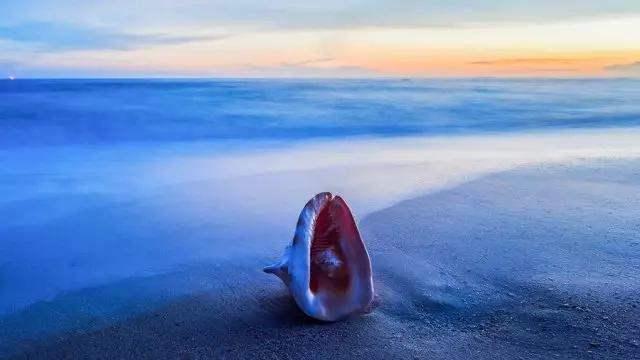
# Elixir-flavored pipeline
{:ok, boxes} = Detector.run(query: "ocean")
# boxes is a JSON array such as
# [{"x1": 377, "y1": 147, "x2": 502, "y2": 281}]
[
  {"x1": 2, "y1": 78, "x2": 640, "y2": 146},
  {"x1": 1, "y1": 78, "x2": 640, "y2": 320}
]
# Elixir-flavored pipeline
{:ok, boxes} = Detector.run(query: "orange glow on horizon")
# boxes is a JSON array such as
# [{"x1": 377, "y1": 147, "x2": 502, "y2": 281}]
[{"x1": 14, "y1": 16, "x2": 640, "y2": 78}]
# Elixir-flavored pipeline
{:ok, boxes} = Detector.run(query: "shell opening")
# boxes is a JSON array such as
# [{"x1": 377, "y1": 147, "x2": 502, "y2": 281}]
[{"x1": 309, "y1": 200, "x2": 351, "y2": 295}]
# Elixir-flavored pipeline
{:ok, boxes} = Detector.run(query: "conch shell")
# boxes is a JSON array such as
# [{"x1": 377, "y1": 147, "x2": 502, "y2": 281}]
[{"x1": 264, "y1": 192, "x2": 374, "y2": 321}]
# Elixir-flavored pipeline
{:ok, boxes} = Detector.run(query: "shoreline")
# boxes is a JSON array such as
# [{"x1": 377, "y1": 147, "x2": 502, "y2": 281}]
[
  {"x1": 4, "y1": 127, "x2": 640, "y2": 317},
  {"x1": 4, "y1": 158, "x2": 639, "y2": 359}
]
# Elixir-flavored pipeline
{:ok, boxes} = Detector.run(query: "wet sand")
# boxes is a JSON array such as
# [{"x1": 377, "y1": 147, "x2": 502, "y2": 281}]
[{"x1": 4, "y1": 159, "x2": 640, "y2": 359}]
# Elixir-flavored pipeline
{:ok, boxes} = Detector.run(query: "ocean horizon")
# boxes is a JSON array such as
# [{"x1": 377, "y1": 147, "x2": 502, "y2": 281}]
[{"x1": 3, "y1": 78, "x2": 640, "y2": 147}]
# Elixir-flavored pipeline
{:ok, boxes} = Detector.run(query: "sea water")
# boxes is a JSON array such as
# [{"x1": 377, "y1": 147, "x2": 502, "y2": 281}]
[
  {"x1": 2, "y1": 78, "x2": 640, "y2": 146},
  {"x1": 1, "y1": 78, "x2": 640, "y2": 316}
]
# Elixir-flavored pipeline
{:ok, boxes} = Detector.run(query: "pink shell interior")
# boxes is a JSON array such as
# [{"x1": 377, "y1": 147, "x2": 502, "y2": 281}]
[{"x1": 309, "y1": 196, "x2": 364, "y2": 296}]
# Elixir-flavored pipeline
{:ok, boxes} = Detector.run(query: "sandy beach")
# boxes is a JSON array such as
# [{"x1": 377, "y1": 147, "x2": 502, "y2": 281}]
[{"x1": 3, "y1": 158, "x2": 638, "y2": 359}]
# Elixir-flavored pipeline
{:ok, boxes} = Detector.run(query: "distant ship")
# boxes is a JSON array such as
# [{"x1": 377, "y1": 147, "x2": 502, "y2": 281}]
[{"x1": 8, "y1": 76, "x2": 15, "y2": 80}]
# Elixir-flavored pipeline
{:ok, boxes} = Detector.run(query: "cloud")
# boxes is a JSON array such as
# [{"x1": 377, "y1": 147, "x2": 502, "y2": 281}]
[
  {"x1": 469, "y1": 58, "x2": 585, "y2": 74},
  {"x1": 469, "y1": 58, "x2": 580, "y2": 66},
  {"x1": 3, "y1": 1, "x2": 640, "y2": 32},
  {"x1": 236, "y1": 62, "x2": 379, "y2": 78},
  {"x1": 0, "y1": 22, "x2": 226, "y2": 51},
  {"x1": 527, "y1": 68, "x2": 579, "y2": 73},
  {"x1": 604, "y1": 61, "x2": 640, "y2": 75},
  {"x1": 227, "y1": 56, "x2": 379, "y2": 77},
  {"x1": 280, "y1": 57, "x2": 335, "y2": 67},
  {"x1": 467, "y1": 58, "x2": 584, "y2": 75},
  {"x1": 0, "y1": 56, "x2": 379, "y2": 78},
  {"x1": 170, "y1": 1, "x2": 640, "y2": 30}
]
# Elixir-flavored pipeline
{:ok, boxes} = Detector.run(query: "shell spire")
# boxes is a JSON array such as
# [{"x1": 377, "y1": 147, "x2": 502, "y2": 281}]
[{"x1": 264, "y1": 192, "x2": 374, "y2": 321}]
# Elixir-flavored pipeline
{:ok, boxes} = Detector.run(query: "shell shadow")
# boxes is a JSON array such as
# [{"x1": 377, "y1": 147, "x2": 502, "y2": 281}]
[
  {"x1": 257, "y1": 289, "x2": 373, "y2": 326},
  {"x1": 257, "y1": 291, "x2": 322, "y2": 325}
]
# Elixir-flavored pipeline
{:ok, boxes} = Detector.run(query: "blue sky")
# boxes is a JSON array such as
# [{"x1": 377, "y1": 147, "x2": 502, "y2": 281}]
[{"x1": 1, "y1": 1, "x2": 640, "y2": 77}]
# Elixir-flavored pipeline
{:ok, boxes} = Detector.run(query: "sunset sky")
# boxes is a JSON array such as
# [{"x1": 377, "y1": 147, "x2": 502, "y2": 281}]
[{"x1": 2, "y1": 1, "x2": 640, "y2": 78}]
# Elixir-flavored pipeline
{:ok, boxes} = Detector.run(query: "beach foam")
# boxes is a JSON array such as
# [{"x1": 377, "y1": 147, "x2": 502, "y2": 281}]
[{"x1": 2, "y1": 128, "x2": 640, "y2": 315}]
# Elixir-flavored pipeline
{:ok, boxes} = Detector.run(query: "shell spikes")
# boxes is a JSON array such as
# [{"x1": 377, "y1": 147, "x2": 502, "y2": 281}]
[{"x1": 264, "y1": 192, "x2": 374, "y2": 321}]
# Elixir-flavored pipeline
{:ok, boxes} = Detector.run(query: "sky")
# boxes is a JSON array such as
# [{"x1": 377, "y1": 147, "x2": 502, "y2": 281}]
[{"x1": 1, "y1": 1, "x2": 640, "y2": 78}]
